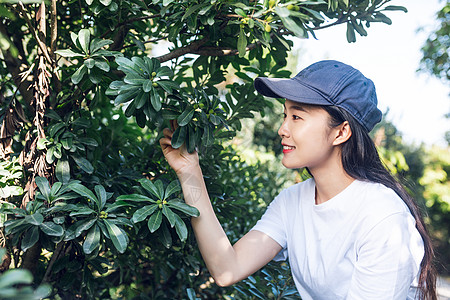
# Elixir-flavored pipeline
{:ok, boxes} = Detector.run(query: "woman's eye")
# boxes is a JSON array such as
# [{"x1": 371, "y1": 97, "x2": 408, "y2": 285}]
[
  {"x1": 293, "y1": 115, "x2": 301, "y2": 120},
  {"x1": 283, "y1": 113, "x2": 287, "y2": 119}
]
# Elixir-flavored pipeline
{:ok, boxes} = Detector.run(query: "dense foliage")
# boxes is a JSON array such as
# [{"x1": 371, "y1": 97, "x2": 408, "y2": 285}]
[{"x1": 0, "y1": 0, "x2": 432, "y2": 298}]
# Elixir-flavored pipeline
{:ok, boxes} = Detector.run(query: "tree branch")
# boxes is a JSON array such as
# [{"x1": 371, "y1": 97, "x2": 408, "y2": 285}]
[
  {"x1": 15, "y1": 2, "x2": 53, "y2": 64},
  {"x1": 156, "y1": 37, "x2": 209, "y2": 63},
  {"x1": 194, "y1": 40, "x2": 262, "y2": 57},
  {"x1": 50, "y1": 0, "x2": 57, "y2": 59},
  {"x1": 50, "y1": 0, "x2": 61, "y2": 96},
  {"x1": 42, "y1": 241, "x2": 65, "y2": 283}
]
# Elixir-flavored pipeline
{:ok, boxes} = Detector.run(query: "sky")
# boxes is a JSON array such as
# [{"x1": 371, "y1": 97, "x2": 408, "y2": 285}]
[{"x1": 293, "y1": 0, "x2": 449, "y2": 146}]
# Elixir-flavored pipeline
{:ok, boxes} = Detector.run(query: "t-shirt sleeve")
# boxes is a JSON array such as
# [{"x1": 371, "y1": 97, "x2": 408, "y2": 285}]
[
  {"x1": 346, "y1": 212, "x2": 424, "y2": 300},
  {"x1": 251, "y1": 193, "x2": 288, "y2": 261}
]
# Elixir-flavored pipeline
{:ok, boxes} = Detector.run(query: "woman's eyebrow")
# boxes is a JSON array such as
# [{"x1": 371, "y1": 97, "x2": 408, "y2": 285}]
[{"x1": 286, "y1": 104, "x2": 308, "y2": 112}]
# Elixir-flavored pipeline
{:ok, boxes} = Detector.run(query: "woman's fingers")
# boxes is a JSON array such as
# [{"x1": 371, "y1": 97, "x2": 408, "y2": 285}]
[
  {"x1": 160, "y1": 128, "x2": 175, "y2": 151},
  {"x1": 162, "y1": 127, "x2": 173, "y2": 138}
]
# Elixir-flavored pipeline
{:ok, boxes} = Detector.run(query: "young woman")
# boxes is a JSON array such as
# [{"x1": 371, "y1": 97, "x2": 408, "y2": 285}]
[{"x1": 159, "y1": 60, "x2": 437, "y2": 299}]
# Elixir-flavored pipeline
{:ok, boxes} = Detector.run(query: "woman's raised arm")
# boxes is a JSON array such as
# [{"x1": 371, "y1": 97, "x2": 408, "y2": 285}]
[{"x1": 159, "y1": 127, "x2": 282, "y2": 286}]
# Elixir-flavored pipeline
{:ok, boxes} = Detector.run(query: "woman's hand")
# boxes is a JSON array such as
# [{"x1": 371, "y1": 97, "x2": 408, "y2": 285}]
[{"x1": 159, "y1": 127, "x2": 199, "y2": 175}]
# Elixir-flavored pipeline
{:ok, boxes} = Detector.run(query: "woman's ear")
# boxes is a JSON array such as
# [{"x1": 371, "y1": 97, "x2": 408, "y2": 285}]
[{"x1": 332, "y1": 121, "x2": 352, "y2": 146}]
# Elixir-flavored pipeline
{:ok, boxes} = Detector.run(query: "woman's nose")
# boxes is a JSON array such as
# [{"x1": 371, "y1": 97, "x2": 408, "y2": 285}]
[{"x1": 278, "y1": 120, "x2": 289, "y2": 138}]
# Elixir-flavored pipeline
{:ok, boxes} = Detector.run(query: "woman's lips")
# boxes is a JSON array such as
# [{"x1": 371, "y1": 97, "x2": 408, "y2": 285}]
[{"x1": 282, "y1": 144, "x2": 295, "y2": 153}]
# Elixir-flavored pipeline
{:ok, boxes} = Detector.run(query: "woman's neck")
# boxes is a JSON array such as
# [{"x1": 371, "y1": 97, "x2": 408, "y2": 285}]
[{"x1": 310, "y1": 160, "x2": 354, "y2": 205}]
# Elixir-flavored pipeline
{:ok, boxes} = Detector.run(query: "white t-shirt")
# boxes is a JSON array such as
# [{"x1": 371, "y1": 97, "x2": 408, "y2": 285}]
[{"x1": 252, "y1": 179, "x2": 424, "y2": 300}]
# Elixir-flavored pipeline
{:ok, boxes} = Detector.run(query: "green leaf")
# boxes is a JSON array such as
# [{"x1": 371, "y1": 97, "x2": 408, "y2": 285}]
[
  {"x1": 33, "y1": 284, "x2": 52, "y2": 298},
  {"x1": 147, "y1": 209, "x2": 162, "y2": 233},
  {"x1": 177, "y1": 106, "x2": 195, "y2": 126},
  {"x1": 40, "y1": 222, "x2": 64, "y2": 236},
  {"x1": 100, "y1": 0, "x2": 112, "y2": 6},
  {"x1": 138, "y1": 178, "x2": 162, "y2": 199},
  {"x1": 198, "y1": 4, "x2": 212, "y2": 15},
  {"x1": 186, "y1": 125, "x2": 196, "y2": 153},
  {"x1": 162, "y1": 205, "x2": 176, "y2": 227},
  {"x1": 275, "y1": 7, "x2": 307, "y2": 38},
  {"x1": 134, "y1": 90, "x2": 148, "y2": 110},
  {"x1": 37, "y1": 137, "x2": 49, "y2": 150},
  {"x1": 35, "y1": 176, "x2": 51, "y2": 200},
  {"x1": 202, "y1": 125, "x2": 214, "y2": 146},
  {"x1": 94, "y1": 59, "x2": 110, "y2": 72},
  {"x1": 174, "y1": 214, "x2": 188, "y2": 242},
  {"x1": 72, "y1": 155, "x2": 94, "y2": 174},
  {"x1": 235, "y1": 8, "x2": 247, "y2": 17},
  {"x1": 84, "y1": 58, "x2": 95, "y2": 69},
  {"x1": 171, "y1": 125, "x2": 186, "y2": 149},
  {"x1": 72, "y1": 117, "x2": 91, "y2": 128},
  {"x1": 71, "y1": 65, "x2": 87, "y2": 84},
  {"x1": 159, "y1": 223, "x2": 172, "y2": 248},
  {"x1": 346, "y1": 22, "x2": 356, "y2": 43},
  {"x1": 21, "y1": 226, "x2": 39, "y2": 251},
  {"x1": 154, "y1": 180, "x2": 164, "y2": 200},
  {"x1": 182, "y1": 3, "x2": 203, "y2": 21},
  {"x1": 116, "y1": 193, "x2": 156, "y2": 203},
  {"x1": 69, "y1": 207, "x2": 96, "y2": 216},
  {"x1": 186, "y1": 288, "x2": 196, "y2": 300},
  {"x1": 48, "y1": 123, "x2": 65, "y2": 138},
  {"x1": 116, "y1": 56, "x2": 141, "y2": 75},
  {"x1": 103, "y1": 219, "x2": 127, "y2": 253},
  {"x1": 156, "y1": 66, "x2": 173, "y2": 77},
  {"x1": 95, "y1": 185, "x2": 107, "y2": 210},
  {"x1": 114, "y1": 88, "x2": 140, "y2": 106},
  {"x1": 55, "y1": 49, "x2": 83, "y2": 57},
  {"x1": 69, "y1": 182, "x2": 98, "y2": 204},
  {"x1": 383, "y1": 5, "x2": 407, "y2": 12},
  {"x1": 143, "y1": 57, "x2": 154, "y2": 73},
  {"x1": 83, "y1": 224, "x2": 101, "y2": 254},
  {"x1": 143, "y1": 79, "x2": 153, "y2": 92},
  {"x1": 78, "y1": 29, "x2": 91, "y2": 54},
  {"x1": 131, "y1": 204, "x2": 158, "y2": 223},
  {"x1": 167, "y1": 200, "x2": 199, "y2": 217},
  {"x1": 56, "y1": 159, "x2": 70, "y2": 184},
  {"x1": 53, "y1": 216, "x2": 65, "y2": 224},
  {"x1": 0, "y1": 269, "x2": 33, "y2": 289},
  {"x1": 150, "y1": 87, "x2": 162, "y2": 111},
  {"x1": 79, "y1": 137, "x2": 98, "y2": 147},
  {"x1": 156, "y1": 80, "x2": 179, "y2": 93},
  {"x1": 237, "y1": 27, "x2": 247, "y2": 58},
  {"x1": 50, "y1": 181, "x2": 62, "y2": 196},
  {"x1": 164, "y1": 180, "x2": 181, "y2": 200},
  {"x1": 90, "y1": 38, "x2": 113, "y2": 53},
  {"x1": 24, "y1": 213, "x2": 44, "y2": 226},
  {"x1": 46, "y1": 147, "x2": 55, "y2": 164},
  {"x1": 124, "y1": 74, "x2": 146, "y2": 85},
  {"x1": 75, "y1": 218, "x2": 96, "y2": 237}
]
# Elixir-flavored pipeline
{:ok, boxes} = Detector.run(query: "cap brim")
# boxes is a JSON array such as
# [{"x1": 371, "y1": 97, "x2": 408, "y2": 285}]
[{"x1": 254, "y1": 77, "x2": 331, "y2": 106}]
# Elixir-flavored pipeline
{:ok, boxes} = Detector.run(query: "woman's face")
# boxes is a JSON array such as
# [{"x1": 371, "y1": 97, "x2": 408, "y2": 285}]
[{"x1": 278, "y1": 100, "x2": 338, "y2": 170}]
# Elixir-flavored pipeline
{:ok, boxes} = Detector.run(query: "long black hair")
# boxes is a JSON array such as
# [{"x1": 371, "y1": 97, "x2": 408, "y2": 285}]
[{"x1": 323, "y1": 105, "x2": 437, "y2": 300}]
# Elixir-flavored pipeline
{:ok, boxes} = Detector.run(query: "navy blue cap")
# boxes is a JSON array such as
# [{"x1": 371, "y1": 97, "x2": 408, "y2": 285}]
[{"x1": 254, "y1": 60, "x2": 382, "y2": 132}]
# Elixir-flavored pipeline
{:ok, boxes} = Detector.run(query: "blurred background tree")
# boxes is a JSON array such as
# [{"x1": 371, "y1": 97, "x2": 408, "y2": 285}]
[{"x1": 418, "y1": 0, "x2": 450, "y2": 276}]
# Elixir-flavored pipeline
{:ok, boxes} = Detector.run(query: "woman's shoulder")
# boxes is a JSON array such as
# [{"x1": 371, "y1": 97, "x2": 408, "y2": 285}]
[{"x1": 353, "y1": 180, "x2": 412, "y2": 219}]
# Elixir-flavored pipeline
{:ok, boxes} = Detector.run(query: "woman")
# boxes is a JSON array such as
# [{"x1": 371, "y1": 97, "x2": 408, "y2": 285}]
[{"x1": 159, "y1": 60, "x2": 436, "y2": 299}]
